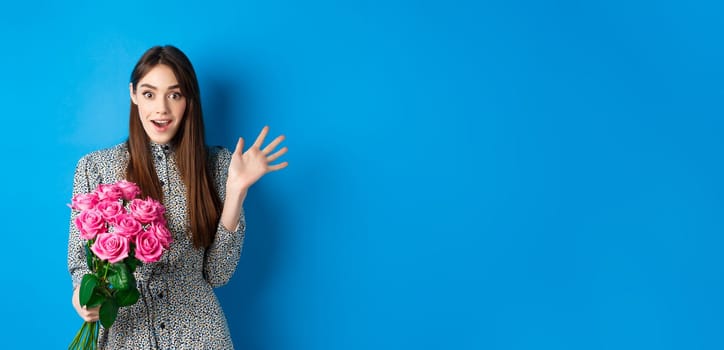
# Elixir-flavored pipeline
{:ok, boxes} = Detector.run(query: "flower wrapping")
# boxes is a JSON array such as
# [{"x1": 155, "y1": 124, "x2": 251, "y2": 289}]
[{"x1": 68, "y1": 180, "x2": 172, "y2": 349}]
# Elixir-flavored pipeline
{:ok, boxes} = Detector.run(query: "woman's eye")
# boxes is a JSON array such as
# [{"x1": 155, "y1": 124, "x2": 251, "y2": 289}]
[
  {"x1": 169, "y1": 92, "x2": 182, "y2": 100},
  {"x1": 143, "y1": 92, "x2": 154, "y2": 99}
]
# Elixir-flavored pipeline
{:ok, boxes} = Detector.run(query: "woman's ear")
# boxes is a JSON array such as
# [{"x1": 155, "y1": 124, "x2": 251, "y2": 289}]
[{"x1": 129, "y1": 83, "x2": 137, "y2": 105}]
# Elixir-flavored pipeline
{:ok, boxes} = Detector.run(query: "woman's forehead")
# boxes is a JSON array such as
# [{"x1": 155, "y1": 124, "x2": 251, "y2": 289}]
[{"x1": 138, "y1": 64, "x2": 180, "y2": 88}]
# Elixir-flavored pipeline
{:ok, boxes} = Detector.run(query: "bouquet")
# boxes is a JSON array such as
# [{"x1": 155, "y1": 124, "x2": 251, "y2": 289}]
[{"x1": 68, "y1": 180, "x2": 172, "y2": 350}]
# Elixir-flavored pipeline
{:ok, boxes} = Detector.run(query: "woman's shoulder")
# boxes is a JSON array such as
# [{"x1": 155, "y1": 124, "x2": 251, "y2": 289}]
[
  {"x1": 72, "y1": 143, "x2": 128, "y2": 184},
  {"x1": 76, "y1": 142, "x2": 128, "y2": 167},
  {"x1": 207, "y1": 145, "x2": 232, "y2": 162}
]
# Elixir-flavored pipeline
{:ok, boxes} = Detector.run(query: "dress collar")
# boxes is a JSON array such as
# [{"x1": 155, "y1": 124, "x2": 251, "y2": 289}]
[{"x1": 150, "y1": 142, "x2": 174, "y2": 155}]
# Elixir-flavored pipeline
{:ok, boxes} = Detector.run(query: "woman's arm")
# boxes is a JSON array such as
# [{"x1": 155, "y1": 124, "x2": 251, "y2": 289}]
[
  {"x1": 68, "y1": 155, "x2": 98, "y2": 287},
  {"x1": 222, "y1": 125, "x2": 287, "y2": 232},
  {"x1": 203, "y1": 126, "x2": 287, "y2": 286},
  {"x1": 68, "y1": 154, "x2": 102, "y2": 321}
]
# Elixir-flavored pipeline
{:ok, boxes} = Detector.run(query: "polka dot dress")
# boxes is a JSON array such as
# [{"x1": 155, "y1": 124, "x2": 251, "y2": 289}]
[{"x1": 67, "y1": 142, "x2": 245, "y2": 349}]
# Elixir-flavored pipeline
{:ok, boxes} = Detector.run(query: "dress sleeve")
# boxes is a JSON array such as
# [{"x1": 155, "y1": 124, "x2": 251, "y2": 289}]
[
  {"x1": 203, "y1": 147, "x2": 246, "y2": 287},
  {"x1": 67, "y1": 154, "x2": 102, "y2": 289}
]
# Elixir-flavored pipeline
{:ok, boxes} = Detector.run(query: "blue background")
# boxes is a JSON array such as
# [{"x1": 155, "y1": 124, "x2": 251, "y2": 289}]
[{"x1": 1, "y1": 0, "x2": 723, "y2": 349}]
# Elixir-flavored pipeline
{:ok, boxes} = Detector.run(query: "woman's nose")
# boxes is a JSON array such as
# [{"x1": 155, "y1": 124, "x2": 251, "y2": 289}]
[{"x1": 155, "y1": 99, "x2": 169, "y2": 114}]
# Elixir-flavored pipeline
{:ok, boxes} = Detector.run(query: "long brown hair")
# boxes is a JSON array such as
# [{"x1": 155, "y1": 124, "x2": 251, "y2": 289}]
[{"x1": 126, "y1": 45, "x2": 221, "y2": 249}]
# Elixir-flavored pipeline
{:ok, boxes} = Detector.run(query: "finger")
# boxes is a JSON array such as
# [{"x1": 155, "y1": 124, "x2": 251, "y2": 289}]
[
  {"x1": 83, "y1": 305, "x2": 100, "y2": 313},
  {"x1": 252, "y1": 126, "x2": 269, "y2": 149},
  {"x1": 266, "y1": 146, "x2": 288, "y2": 163},
  {"x1": 82, "y1": 309, "x2": 99, "y2": 321},
  {"x1": 233, "y1": 137, "x2": 245, "y2": 156},
  {"x1": 262, "y1": 134, "x2": 285, "y2": 155},
  {"x1": 268, "y1": 161, "x2": 289, "y2": 172}
]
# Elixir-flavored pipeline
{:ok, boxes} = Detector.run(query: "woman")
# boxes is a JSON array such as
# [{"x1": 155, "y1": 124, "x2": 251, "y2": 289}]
[{"x1": 67, "y1": 45, "x2": 287, "y2": 349}]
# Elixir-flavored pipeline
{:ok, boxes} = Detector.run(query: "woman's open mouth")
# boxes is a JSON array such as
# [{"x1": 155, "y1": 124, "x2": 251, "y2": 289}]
[{"x1": 151, "y1": 120, "x2": 171, "y2": 131}]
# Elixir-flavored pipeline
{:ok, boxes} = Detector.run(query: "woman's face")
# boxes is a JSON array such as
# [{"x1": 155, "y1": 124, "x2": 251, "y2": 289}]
[{"x1": 130, "y1": 64, "x2": 186, "y2": 144}]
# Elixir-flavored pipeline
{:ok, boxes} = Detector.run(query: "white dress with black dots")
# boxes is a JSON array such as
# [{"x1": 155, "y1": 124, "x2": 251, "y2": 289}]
[{"x1": 67, "y1": 142, "x2": 245, "y2": 350}]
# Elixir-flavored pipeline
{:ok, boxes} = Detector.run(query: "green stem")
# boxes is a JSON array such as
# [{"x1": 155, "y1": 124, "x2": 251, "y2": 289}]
[
  {"x1": 103, "y1": 262, "x2": 109, "y2": 280},
  {"x1": 68, "y1": 321, "x2": 99, "y2": 350}
]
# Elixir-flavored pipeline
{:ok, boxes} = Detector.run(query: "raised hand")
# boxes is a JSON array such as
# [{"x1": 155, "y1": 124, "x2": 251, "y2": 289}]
[{"x1": 227, "y1": 126, "x2": 288, "y2": 193}]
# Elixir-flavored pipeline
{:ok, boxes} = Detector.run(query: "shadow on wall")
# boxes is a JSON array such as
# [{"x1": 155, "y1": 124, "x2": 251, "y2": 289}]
[{"x1": 204, "y1": 75, "x2": 280, "y2": 350}]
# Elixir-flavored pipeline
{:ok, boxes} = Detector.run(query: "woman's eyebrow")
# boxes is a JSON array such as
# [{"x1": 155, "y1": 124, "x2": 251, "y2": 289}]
[{"x1": 139, "y1": 83, "x2": 180, "y2": 90}]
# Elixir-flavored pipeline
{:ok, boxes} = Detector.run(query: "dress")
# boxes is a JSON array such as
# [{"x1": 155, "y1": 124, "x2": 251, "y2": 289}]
[{"x1": 67, "y1": 142, "x2": 245, "y2": 350}]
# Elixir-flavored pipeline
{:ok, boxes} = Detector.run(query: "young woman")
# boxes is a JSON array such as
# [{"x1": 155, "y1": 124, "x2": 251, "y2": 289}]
[{"x1": 67, "y1": 45, "x2": 287, "y2": 349}]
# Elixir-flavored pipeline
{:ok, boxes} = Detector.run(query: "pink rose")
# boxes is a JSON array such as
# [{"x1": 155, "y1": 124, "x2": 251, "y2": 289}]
[
  {"x1": 70, "y1": 192, "x2": 99, "y2": 211},
  {"x1": 116, "y1": 180, "x2": 141, "y2": 201},
  {"x1": 95, "y1": 183, "x2": 124, "y2": 202},
  {"x1": 134, "y1": 230, "x2": 164, "y2": 263},
  {"x1": 113, "y1": 214, "x2": 143, "y2": 239},
  {"x1": 130, "y1": 197, "x2": 165, "y2": 224},
  {"x1": 74, "y1": 209, "x2": 107, "y2": 240},
  {"x1": 96, "y1": 199, "x2": 124, "y2": 224},
  {"x1": 91, "y1": 232, "x2": 130, "y2": 263},
  {"x1": 147, "y1": 222, "x2": 173, "y2": 249}
]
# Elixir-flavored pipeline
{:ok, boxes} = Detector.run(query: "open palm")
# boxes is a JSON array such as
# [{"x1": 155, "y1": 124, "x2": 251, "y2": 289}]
[{"x1": 227, "y1": 126, "x2": 288, "y2": 191}]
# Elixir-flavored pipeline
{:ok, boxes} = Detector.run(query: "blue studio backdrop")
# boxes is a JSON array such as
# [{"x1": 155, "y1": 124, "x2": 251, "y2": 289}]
[{"x1": 1, "y1": 0, "x2": 723, "y2": 349}]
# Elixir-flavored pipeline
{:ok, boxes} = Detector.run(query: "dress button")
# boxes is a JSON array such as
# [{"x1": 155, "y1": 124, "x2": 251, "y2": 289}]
[
  {"x1": 156, "y1": 155, "x2": 162, "y2": 161},
  {"x1": 158, "y1": 291, "x2": 164, "y2": 298},
  {"x1": 160, "y1": 180, "x2": 165, "y2": 186},
  {"x1": 160, "y1": 323, "x2": 165, "y2": 329}
]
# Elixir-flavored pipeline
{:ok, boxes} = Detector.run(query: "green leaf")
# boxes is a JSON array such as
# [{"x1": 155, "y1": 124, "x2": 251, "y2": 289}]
[
  {"x1": 84, "y1": 243, "x2": 93, "y2": 271},
  {"x1": 99, "y1": 297, "x2": 119, "y2": 329},
  {"x1": 79, "y1": 274, "x2": 99, "y2": 307},
  {"x1": 126, "y1": 256, "x2": 142, "y2": 273},
  {"x1": 86, "y1": 291, "x2": 105, "y2": 308},
  {"x1": 115, "y1": 287, "x2": 140, "y2": 307},
  {"x1": 108, "y1": 263, "x2": 135, "y2": 291}
]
